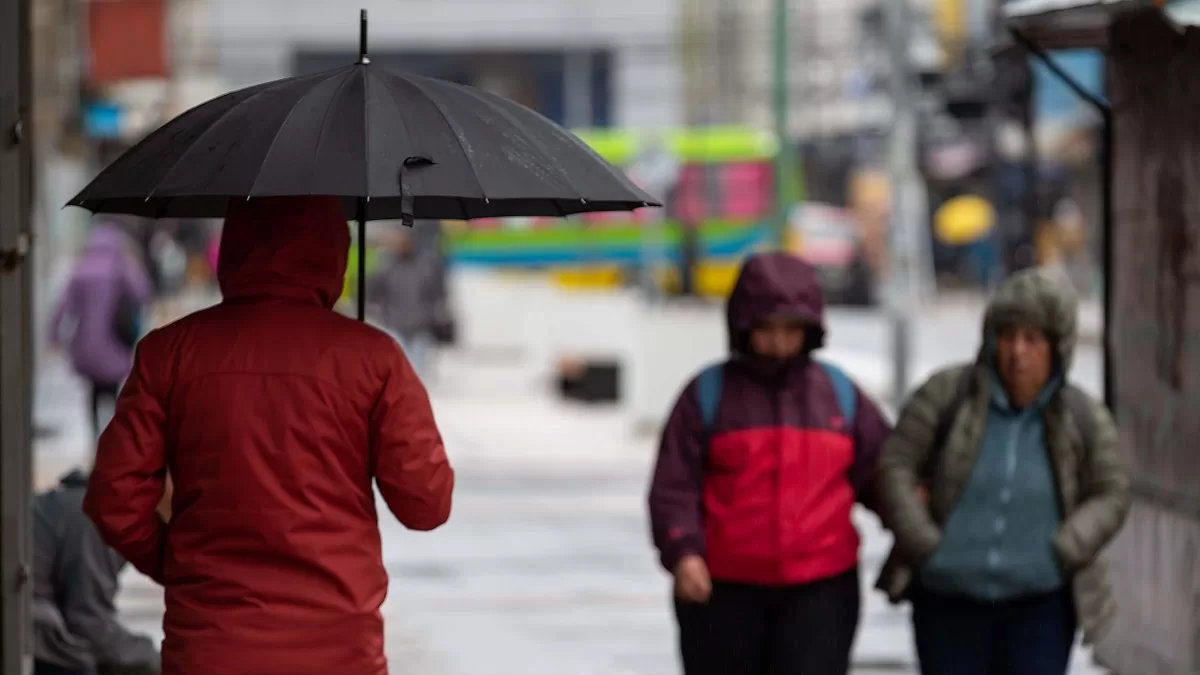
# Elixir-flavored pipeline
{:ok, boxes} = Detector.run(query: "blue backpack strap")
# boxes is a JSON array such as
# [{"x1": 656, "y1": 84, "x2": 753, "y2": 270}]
[
  {"x1": 816, "y1": 360, "x2": 857, "y2": 427},
  {"x1": 694, "y1": 362, "x2": 725, "y2": 432}
]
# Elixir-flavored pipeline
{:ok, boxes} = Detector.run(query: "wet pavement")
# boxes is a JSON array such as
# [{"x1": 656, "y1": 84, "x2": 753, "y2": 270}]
[{"x1": 32, "y1": 299, "x2": 1110, "y2": 675}]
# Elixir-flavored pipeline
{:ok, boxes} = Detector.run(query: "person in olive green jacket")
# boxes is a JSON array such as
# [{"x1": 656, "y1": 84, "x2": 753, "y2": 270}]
[{"x1": 875, "y1": 268, "x2": 1130, "y2": 675}]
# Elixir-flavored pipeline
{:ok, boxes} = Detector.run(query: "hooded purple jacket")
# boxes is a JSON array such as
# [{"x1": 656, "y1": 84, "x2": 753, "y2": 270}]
[
  {"x1": 648, "y1": 252, "x2": 891, "y2": 586},
  {"x1": 50, "y1": 222, "x2": 152, "y2": 385}
]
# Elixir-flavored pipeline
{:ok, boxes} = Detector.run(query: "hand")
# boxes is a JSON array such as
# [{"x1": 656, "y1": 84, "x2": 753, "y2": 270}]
[
  {"x1": 673, "y1": 554, "x2": 712, "y2": 603},
  {"x1": 156, "y1": 473, "x2": 173, "y2": 523}
]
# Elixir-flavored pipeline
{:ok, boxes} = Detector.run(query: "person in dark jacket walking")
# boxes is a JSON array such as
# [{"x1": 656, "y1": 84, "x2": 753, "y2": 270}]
[
  {"x1": 366, "y1": 223, "x2": 448, "y2": 380},
  {"x1": 648, "y1": 251, "x2": 892, "y2": 675},
  {"x1": 33, "y1": 470, "x2": 161, "y2": 675}
]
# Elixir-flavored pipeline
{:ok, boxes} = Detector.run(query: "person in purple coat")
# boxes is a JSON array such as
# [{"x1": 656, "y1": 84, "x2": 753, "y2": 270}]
[
  {"x1": 648, "y1": 251, "x2": 892, "y2": 675},
  {"x1": 49, "y1": 220, "x2": 152, "y2": 439}
]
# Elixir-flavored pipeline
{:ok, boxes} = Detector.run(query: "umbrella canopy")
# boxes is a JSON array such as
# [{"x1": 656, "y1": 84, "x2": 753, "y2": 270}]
[
  {"x1": 69, "y1": 13, "x2": 657, "y2": 222},
  {"x1": 69, "y1": 10, "x2": 659, "y2": 321}
]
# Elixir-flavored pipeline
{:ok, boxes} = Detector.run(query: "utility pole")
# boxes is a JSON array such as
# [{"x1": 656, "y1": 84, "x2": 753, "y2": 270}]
[
  {"x1": 883, "y1": 0, "x2": 931, "y2": 404},
  {"x1": 772, "y1": 0, "x2": 791, "y2": 248},
  {"x1": 1, "y1": 0, "x2": 34, "y2": 671}
]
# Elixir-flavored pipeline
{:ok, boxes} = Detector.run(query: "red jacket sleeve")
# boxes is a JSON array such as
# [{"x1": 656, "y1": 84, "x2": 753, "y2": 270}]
[
  {"x1": 647, "y1": 378, "x2": 707, "y2": 574},
  {"x1": 370, "y1": 344, "x2": 454, "y2": 531},
  {"x1": 83, "y1": 334, "x2": 169, "y2": 584}
]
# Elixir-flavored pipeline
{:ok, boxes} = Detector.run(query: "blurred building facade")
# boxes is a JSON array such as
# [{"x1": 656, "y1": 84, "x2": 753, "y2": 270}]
[{"x1": 209, "y1": 0, "x2": 681, "y2": 129}]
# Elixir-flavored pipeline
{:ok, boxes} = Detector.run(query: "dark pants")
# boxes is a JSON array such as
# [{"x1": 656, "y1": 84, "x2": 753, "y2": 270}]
[
  {"x1": 912, "y1": 586, "x2": 1076, "y2": 675},
  {"x1": 34, "y1": 661, "x2": 97, "y2": 675},
  {"x1": 90, "y1": 380, "x2": 121, "y2": 440},
  {"x1": 674, "y1": 568, "x2": 861, "y2": 675}
]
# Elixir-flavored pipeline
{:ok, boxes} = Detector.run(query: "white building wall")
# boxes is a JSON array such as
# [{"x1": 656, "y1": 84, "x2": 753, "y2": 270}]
[{"x1": 208, "y1": 0, "x2": 682, "y2": 129}]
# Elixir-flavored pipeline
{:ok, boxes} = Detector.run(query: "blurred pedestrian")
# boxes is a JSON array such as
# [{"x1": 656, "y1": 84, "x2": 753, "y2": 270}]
[
  {"x1": 366, "y1": 224, "x2": 447, "y2": 379},
  {"x1": 648, "y1": 251, "x2": 892, "y2": 675},
  {"x1": 48, "y1": 219, "x2": 152, "y2": 439},
  {"x1": 33, "y1": 469, "x2": 161, "y2": 675},
  {"x1": 83, "y1": 196, "x2": 455, "y2": 675},
  {"x1": 875, "y1": 268, "x2": 1130, "y2": 675}
]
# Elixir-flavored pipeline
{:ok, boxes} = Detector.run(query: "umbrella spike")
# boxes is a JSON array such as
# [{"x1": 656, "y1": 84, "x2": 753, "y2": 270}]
[{"x1": 358, "y1": 9, "x2": 370, "y2": 65}]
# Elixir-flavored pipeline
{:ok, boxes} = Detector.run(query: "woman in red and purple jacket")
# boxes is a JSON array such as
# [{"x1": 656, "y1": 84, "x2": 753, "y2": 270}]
[{"x1": 648, "y1": 251, "x2": 891, "y2": 675}]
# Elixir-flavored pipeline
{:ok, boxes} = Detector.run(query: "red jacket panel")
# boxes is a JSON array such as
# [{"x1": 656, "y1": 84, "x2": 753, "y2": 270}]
[{"x1": 704, "y1": 427, "x2": 860, "y2": 585}]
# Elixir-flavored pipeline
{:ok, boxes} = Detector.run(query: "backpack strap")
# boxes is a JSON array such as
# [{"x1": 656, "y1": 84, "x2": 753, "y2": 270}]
[
  {"x1": 694, "y1": 362, "x2": 725, "y2": 433},
  {"x1": 815, "y1": 360, "x2": 857, "y2": 427},
  {"x1": 924, "y1": 366, "x2": 976, "y2": 480},
  {"x1": 1061, "y1": 384, "x2": 1097, "y2": 453}
]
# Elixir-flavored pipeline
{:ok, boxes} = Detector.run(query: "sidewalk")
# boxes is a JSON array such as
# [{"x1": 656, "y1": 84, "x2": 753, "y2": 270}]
[{"x1": 31, "y1": 289, "x2": 1111, "y2": 674}]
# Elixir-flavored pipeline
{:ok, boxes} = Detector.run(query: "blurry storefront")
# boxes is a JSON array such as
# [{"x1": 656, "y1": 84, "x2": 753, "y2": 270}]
[{"x1": 1008, "y1": 3, "x2": 1200, "y2": 674}]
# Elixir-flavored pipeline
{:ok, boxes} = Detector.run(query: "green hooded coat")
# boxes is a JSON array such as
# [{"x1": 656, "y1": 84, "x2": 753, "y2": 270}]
[{"x1": 874, "y1": 268, "x2": 1131, "y2": 644}]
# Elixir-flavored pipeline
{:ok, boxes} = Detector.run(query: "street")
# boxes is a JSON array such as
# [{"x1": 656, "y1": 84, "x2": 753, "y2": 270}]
[{"x1": 33, "y1": 302, "x2": 1109, "y2": 675}]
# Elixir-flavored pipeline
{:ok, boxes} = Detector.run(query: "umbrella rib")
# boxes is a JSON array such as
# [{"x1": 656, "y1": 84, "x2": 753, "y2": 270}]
[
  {"x1": 143, "y1": 71, "x2": 336, "y2": 203},
  {"x1": 449, "y1": 84, "x2": 588, "y2": 202},
  {"x1": 399, "y1": 76, "x2": 489, "y2": 201},
  {"x1": 248, "y1": 68, "x2": 357, "y2": 198},
  {"x1": 370, "y1": 69, "x2": 422, "y2": 198}
]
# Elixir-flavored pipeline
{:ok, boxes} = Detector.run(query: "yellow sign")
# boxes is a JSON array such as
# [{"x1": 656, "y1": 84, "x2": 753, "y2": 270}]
[{"x1": 934, "y1": 195, "x2": 996, "y2": 246}]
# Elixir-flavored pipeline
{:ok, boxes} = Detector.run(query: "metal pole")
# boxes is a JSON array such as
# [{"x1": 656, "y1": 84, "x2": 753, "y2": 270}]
[
  {"x1": 772, "y1": 0, "x2": 791, "y2": 249},
  {"x1": 0, "y1": 0, "x2": 34, "y2": 671},
  {"x1": 884, "y1": 0, "x2": 928, "y2": 404}
]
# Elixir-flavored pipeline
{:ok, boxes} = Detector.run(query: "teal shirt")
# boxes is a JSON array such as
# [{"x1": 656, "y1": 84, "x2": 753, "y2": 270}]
[{"x1": 920, "y1": 373, "x2": 1065, "y2": 600}]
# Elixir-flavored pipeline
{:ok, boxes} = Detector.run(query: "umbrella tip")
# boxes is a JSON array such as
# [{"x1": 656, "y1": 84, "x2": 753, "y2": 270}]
[{"x1": 358, "y1": 9, "x2": 370, "y2": 65}]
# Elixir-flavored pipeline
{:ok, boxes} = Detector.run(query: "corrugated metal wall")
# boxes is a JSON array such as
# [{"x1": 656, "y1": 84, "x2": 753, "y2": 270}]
[{"x1": 1095, "y1": 10, "x2": 1200, "y2": 675}]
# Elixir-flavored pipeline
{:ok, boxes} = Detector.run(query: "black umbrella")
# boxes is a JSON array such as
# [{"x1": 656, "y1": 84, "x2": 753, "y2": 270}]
[{"x1": 69, "y1": 10, "x2": 658, "y2": 319}]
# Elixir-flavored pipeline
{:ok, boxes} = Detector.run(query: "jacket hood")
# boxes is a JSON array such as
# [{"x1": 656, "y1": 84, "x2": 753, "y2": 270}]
[
  {"x1": 981, "y1": 267, "x2": 1079, "y2": 369},
  {"x1": 726, "y1": 251, "x2": 826, "y2": 354},
  {"x1": 218, "y1": 196, "x2": 350, "y2": 309}
]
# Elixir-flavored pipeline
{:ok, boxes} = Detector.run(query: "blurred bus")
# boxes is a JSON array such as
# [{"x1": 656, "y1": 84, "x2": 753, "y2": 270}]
[{"x1": 442, "y1": 126, "x2": 785, "y2": 298}]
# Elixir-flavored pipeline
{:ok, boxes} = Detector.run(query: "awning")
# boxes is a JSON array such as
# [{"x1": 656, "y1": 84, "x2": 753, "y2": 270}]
[{"x1": 1004, "y1": 0, "x2": 1200, "y2": 47}]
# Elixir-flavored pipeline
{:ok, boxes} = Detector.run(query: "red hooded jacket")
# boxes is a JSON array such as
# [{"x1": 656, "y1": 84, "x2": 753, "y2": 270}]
[
  {"x1": 84, "y1": 196, "x2": 454, "y2": 675},
  {"x1": 648, "y1": 252, "x2": 890, "y2": 587}
]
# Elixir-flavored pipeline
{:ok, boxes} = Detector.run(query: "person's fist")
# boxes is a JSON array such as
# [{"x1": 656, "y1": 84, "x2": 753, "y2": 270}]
[
  {"x1": 673, "y1": 554, "x2": 712, "y2": 603},
  {"x1": 156, "y1": 473, "x2": 174, "y2": 523}
]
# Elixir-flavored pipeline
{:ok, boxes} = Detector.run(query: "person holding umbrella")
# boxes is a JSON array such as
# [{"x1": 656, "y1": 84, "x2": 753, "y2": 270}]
[
  {"x1": 71, "y1": 11, "x2": 656, "y2": 674},
  {"x1": 84, "y1": 196, "x2": 455, "y2": 675}
]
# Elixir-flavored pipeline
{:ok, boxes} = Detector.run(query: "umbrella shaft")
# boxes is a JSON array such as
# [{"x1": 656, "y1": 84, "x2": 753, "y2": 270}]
[{"x1": 357, "y1": 203, "x2": 367, "y2": 322}]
